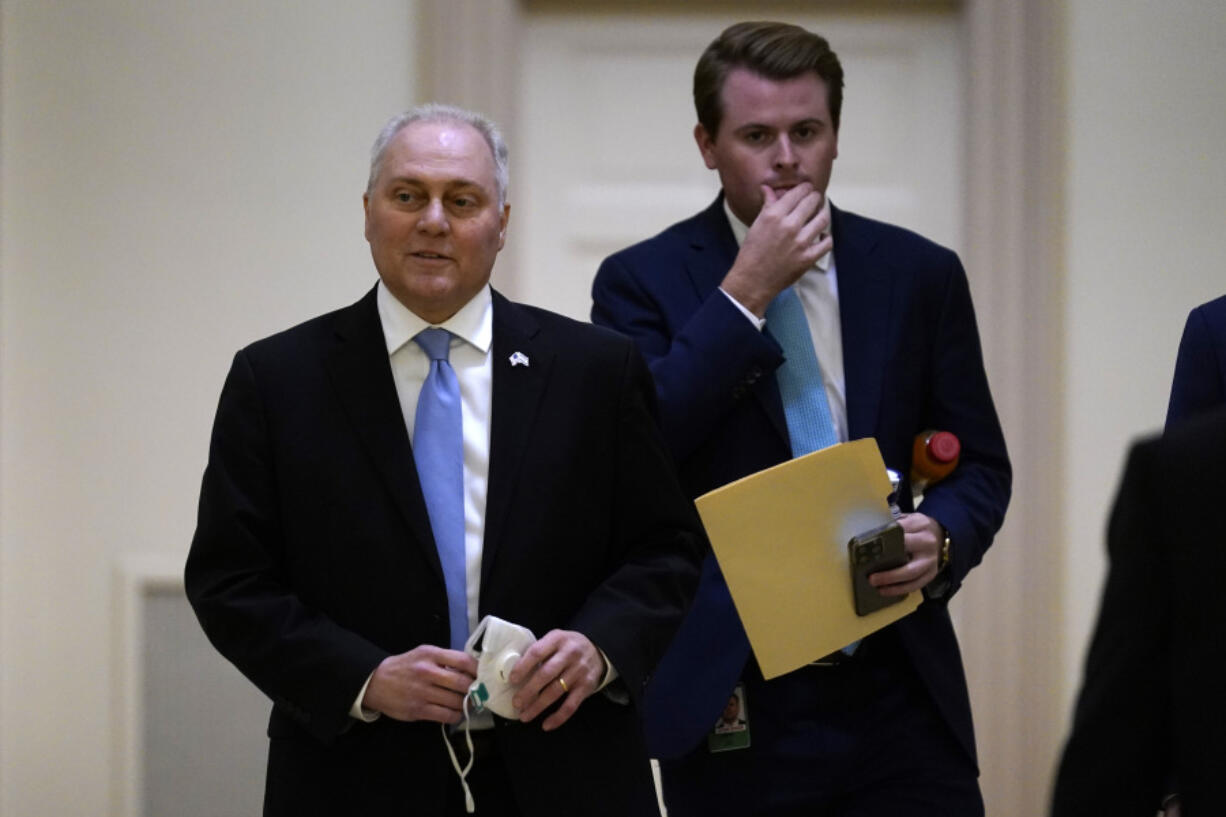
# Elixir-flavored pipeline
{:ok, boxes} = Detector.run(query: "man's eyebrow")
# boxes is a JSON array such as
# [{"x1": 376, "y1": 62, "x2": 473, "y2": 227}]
[
  {"x1": 734, "y1": 117, "x2": 826, "y2": 131},
  {"x1": 384, "y1": 175, "x2": 485, "y2": 190}
]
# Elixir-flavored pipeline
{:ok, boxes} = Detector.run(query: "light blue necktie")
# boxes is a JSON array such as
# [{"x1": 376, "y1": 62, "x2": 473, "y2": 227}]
[
  {"x1": 767, "y1": 286, "x2": 858, "y2": 655},
  {"x1": 413, "y1": 328, "x2": 468, "y2": 652},
  {"x1": 766, "y1": 286, "x2": 838, "y2": 455}
]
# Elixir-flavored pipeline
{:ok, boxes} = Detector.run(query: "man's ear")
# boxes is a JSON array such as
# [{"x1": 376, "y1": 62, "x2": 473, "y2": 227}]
[
  {"x1": 694, "y1": 123, "x2": 719, "y2": 170},
  {"x1": 362, "y1": 193, "x2": 372, "y2": 240},
  {"x1": 497, "y1": 203, "x2": 510, "y2": 250}
]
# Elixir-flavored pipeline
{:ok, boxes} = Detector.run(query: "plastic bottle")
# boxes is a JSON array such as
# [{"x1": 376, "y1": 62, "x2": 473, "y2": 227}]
[{"x1": 911, "y1": 430, "x2": 960, "y2": 495}]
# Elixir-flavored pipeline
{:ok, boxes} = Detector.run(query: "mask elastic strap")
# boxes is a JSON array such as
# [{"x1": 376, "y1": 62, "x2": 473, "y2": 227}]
[{"x1": 440, "y1": 691, "x2": 477, "y2": 814}]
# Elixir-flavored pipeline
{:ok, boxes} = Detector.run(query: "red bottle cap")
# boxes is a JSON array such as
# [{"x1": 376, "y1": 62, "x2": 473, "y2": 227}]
[{"x1": 926, "y1": 431, "x2": 961, "y2": 464}]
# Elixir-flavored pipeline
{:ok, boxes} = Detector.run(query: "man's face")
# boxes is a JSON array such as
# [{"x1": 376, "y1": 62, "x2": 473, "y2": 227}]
[
  {"x1": 363, "y1": 120, "x2": 509, "y2": 323},
  {"x1": 695, "y1": 68, "x2": 838, "y2": 227}
]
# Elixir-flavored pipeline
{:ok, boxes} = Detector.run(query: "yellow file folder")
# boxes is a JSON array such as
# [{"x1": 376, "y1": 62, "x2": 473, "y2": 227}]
[{"x1": 694, "y1": 438, "x2": 921, "y2": 680}]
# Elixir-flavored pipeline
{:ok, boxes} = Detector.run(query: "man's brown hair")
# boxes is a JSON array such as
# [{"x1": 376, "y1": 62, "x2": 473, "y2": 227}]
[{"x1": 694, "y1": 21, "x2": 845, "y2": 138}]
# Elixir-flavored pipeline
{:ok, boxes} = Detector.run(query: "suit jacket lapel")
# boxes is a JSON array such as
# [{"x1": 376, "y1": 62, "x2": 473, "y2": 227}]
[
  {"x1": 482, "y1": 290, "x2": 554, "y2": 590},
  {"x1": 832, "y1": 206, "x2": 892, "y2": 439},
  {"x1": 324, "y1": 287, "x2": 444, "y2": 580},
  {"x1": 686, "y1": 194, "x2": 790, "y2": 443},
  {"x1": 683, "y1": 195, "x2": 741, "y2": 300}
]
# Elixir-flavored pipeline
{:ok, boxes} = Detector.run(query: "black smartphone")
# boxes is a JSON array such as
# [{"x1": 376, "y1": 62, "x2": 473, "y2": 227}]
[{"x1": 848, "y1": 522, "x2": 908, "y2": 616}]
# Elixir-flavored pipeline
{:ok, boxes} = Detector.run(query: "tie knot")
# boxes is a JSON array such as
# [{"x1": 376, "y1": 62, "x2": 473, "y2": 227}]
[{"x1": 414, "y1": 327, "x2": 452, "y2": 362}]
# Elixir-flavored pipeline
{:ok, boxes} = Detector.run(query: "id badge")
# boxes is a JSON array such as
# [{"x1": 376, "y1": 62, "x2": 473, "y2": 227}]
[{"x1": 707, "y1": 683, "x2": 750, "y2": 753}]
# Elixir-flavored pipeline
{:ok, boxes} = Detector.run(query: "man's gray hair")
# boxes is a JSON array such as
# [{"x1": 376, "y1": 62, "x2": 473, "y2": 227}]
[{"x1": 366, "y1": 103, "x2": 509, "y2": 206}]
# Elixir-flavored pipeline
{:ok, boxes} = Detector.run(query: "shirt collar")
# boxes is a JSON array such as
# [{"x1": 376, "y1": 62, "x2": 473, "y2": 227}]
[
  {"x1": 376, "y1": 281, "x2": 494, "y2": 357},
  {"x1": 722, "y1": 194, "x2": 834, "y2": 273}
]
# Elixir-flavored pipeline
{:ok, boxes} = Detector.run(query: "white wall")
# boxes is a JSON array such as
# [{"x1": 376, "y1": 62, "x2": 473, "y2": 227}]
[
  {"x1": 1061, "y1": 0, "x2": 1226, "y2": 716},
  {"x1": 0, "y1": 1, "x2": 417, "y2": 813}
]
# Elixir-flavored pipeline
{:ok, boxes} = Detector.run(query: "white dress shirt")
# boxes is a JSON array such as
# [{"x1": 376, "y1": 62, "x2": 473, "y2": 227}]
[{"x1": 720, "y1": 197, "x2": 849, "y2": 443}]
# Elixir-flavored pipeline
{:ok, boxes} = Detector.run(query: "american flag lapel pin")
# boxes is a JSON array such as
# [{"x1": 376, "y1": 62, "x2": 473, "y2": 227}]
[{"x1": 509, "y1": 351, "x2": 530, "y2": 368}]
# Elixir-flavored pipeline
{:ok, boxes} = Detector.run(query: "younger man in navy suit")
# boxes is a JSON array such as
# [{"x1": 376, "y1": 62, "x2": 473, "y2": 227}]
[{"x1": 593, "y1": 21, "x2": 1010, "y2": 817}]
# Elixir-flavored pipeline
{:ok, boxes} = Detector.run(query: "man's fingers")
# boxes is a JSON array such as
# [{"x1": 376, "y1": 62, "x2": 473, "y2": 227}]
[
  {"x1": 507, "y1": 632, "x2": 559, "y2": 686},
  {"x1": 364, "y1": 646, "x2": 478, "y2": 724},
  {"x1": 760, "y1": 184, "x2": 778, "y2": 206},
  {"x1": 413, "y1": 646, "x2": 477, "y2": 693},
  {"x1": 869, "y1": 563, "x2": 913, "y2": 587},
  {"x1": 876, "y1": 579, "x2": 925, "y2": 598},
  {"x1": 435, "y1": 663, "x2": 478, "y2": 694},
  {"x1": 795, "y1": 187, "x2": 824, "y2": 223},
  {"x1": 753, "y1": 183, "x2": 825, "y2": 257},
  {"x1": 513, "y1": 651, "x2": 576, "y2": 722},
  {"x1": 505, "y1": 630, "x2": 602, "y2": 724},
  {"x1": 516, "y1": 675, "x2": 568, "y2": 723},
  {"x1": 414, "y1": 701, "x2": 465, "y2": 724},
  {"x1": 511, "y1": 646, "x2": 569, "y2": 714},
  {"x1": 868, "y1": 515, "x2": 942, "y2": 597},
  {"x1": 772, "y1": 180, "x2": 815, "y2": 204},
  {"x1": 796, "y1": 199, "x2": 830, "y2": 240},
  {"x1": 870, "y1": 558, "x2": 937, "y2": 596},
  {"x1": 541, "y1": 690, "x2": 585, "y2": 731},
  {"x1": 519, "y1": 667, "x2": 594, "y2": 728},
  {"x1": 417, "y1": 644, "x2": 478, "y2": 670},
  {"x1": 761, "y1": 181, "x2": 820, "y2": 214},
  {"x1": 422, "y1": 679, "x2": 469, "y2": 708}
]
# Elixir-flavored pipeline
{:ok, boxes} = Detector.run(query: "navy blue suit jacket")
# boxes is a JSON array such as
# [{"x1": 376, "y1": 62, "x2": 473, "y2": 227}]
[
  {"x1": 592, "y1": 195, "x2": 1011, "y2": 764},
  {"x1": 186, "y1": 287, "x2": 704, "y2": 816},
  {"x1": 1166, "y1": 293, "x2": 1226, "y2": 428}
]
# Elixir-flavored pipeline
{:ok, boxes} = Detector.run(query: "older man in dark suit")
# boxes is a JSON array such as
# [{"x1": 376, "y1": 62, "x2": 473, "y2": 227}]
[
  {"x1": 592, "y1": 22, "x2": 1010, "y2": 817},
  {"x1": 186, "y1": 104, "x2": 704, "y2": 817}
]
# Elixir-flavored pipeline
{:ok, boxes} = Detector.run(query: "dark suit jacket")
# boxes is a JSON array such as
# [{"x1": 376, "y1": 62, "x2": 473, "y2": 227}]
[
  {"x1": 185, "y1": 287, "x2": 704, "y2": 816},
  {"x1": 1051, "y1": 407, "x2": 1226, "y2": 817},
  {"x1": 591, "y1": 195, "x2": 1011, "y2": 764},
  {"x1": 1166, "y1": 293, "x2": 1226, "y2": 428}
]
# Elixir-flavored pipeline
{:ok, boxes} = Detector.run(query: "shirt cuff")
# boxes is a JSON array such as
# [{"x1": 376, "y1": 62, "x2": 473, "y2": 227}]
[
  {"x1": 349, "y1": 671, "x2": 381, "y2": 722},
  {"x1": 596, "y1": 647, "x2": 630, "y2": 705},
  {"x1": 719, "y1": 288, "x2": 766, "y2": 330},
  {"x1": 596, "y1": 647, "x2": 619, "y2": 690}
]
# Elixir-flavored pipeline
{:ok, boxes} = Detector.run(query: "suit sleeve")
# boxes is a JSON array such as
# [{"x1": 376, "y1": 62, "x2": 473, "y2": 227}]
[
  {"x1": 1166, "y1": 304, "x2": 1226, "y2": 429},
  {"x1": 1050, "y1": 439, "x2": 1170, "y2": 817},
  {"x1": 909, "y1": 258, "x2": 1012, "y2": 594},
  {"x1": 592, "y1": 253, "x2": 784, "y2": 462},
  {"x1": 565, "y1": 341, "x2": 706, "y2": 702},
  {"x1": 185, "y1": 350, "x2": 388, "y2": 743}
]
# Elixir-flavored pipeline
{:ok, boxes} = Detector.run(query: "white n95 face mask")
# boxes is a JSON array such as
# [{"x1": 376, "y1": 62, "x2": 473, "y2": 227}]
[
  {"x1": 463, "y1": 614, "x2": 537, "y2": 718},
  {"x1": 441, "y1": 615, "x2": 537, "y2": 815}
]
